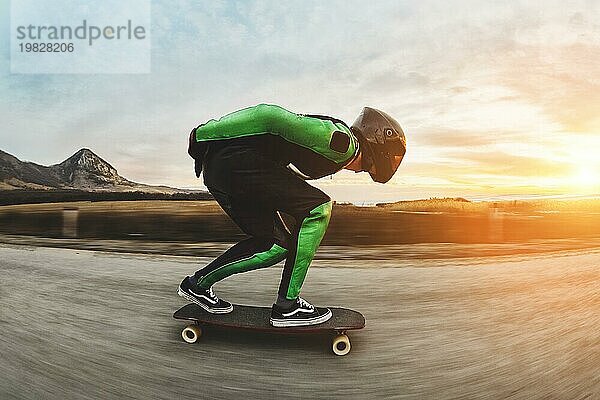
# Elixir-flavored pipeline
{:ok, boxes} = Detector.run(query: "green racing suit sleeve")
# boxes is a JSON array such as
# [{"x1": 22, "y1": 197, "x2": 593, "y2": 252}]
[{"x1": 193, "y1": 104, "x2": 358, "y2": 165}]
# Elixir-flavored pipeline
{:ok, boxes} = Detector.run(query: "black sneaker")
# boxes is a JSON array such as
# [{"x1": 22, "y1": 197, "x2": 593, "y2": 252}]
[
  {"x1": 177, "y1": 276, "x2": 233, "y2": 314},
  {"x1": 270, "y1": 297, "x2": 332, "y2": 327}
]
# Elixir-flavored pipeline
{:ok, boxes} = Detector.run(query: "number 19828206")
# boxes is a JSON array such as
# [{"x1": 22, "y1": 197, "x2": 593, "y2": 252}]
[{"x1": 19, "y1": 43, "x2": 74, "y2": 52}]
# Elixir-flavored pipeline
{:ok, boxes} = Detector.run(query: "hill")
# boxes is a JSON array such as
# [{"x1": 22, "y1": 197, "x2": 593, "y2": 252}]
[
  {"x1": 0, "y1": 148, "x2": 186, "y2": 193},
  {"x1": 0, "y1": 148, "x2": 211, "y2": 204}
]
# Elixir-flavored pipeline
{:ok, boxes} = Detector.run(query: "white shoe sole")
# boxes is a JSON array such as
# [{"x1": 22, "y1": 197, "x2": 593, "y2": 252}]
[
  {"x1": 177, "y1": 287, "x2": 233, "y2": 314},
  {"x1": 270, "y1": 308, "x2": 332, "y2": 327}
]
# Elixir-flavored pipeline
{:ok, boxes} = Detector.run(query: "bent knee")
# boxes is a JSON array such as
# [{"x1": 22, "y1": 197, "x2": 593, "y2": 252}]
[
  {"x1": 252, "y1": 237, "x2": 277, "y2": 252},
  {"x1": 253, "y1": 237, "x2": 288, "y2": 257},
  {"x1": 310, "y1": 200, "x2": 332, "y2": 222}
]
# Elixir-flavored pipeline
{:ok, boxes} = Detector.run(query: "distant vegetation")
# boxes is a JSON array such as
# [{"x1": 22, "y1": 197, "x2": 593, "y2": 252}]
[
  {"x1": 492, "y1": 198, "x2": 600, "y2": 212},
  {"x1": 377, "y1": 197, "x2": 600, "y2": 214},
  {"x1": 376, "y1": 197, "x2": 483, "y2": 213},
  {"x1": 0, "y1": 189, "x2": 213, "y2": 206}
]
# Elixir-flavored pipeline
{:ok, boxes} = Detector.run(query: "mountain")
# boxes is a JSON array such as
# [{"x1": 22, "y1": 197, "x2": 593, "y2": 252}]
[
  {"x1": 50, "y1": 148, "x2": 132, "y2": 189},
  {"x1": 0, "y1": 149, "x2": 62, "y2": 189},
  {"x1": 0, "y1": 148, "x2": 181, "y2": 193}
]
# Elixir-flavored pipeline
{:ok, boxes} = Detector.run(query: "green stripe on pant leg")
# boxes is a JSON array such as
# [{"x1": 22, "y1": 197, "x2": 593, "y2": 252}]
[
  {"x1": 286, "y1": 201, "x2": 332, "y2": 299},
  {"x1": 198, "y1": 244, "x2": 288, "y2": 288}
]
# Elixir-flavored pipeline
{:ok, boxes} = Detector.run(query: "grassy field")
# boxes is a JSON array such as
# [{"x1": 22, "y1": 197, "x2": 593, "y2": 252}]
[{"x1": 377, "y1": 197, "x2": 600, "y2": 214}]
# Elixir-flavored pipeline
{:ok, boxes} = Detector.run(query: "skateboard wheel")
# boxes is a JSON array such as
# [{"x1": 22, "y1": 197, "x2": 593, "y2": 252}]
[
  {"x1": 181, "y1": 325, "x2": 202, "y2": 344},
  {"x1": 332, "y1": 334, "x2": 351, "y2": 356}
]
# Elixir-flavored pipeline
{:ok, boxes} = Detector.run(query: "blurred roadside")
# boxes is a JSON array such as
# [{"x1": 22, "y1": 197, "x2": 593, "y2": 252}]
[{"x1": 0, "y1": 199, "x2": 599, "y2": 260}]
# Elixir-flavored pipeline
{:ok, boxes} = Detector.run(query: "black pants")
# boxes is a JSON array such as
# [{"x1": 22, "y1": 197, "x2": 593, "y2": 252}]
[{"x1": 193, "y1": 141, "x2": 332, "y2": 299}]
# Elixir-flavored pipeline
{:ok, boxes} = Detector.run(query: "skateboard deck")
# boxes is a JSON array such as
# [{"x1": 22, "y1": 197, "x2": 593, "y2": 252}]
[{"x1": 173, "y1": 303, "x2": 365, "y2": 356}]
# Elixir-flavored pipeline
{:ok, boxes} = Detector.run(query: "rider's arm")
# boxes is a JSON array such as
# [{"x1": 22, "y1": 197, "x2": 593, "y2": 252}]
[{"x1": 194, "y1": 104, "x2": 358, "y2": 164}]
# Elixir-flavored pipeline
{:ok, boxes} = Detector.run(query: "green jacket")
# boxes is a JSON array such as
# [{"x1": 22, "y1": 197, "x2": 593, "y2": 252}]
[{"x1": 190, "y1": 104, "x2": 359, "y2": 179}]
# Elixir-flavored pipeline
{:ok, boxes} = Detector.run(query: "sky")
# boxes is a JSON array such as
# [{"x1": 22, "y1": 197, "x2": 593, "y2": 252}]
[{"x1": 1, "y1": 0, "x2": 599, "y2": 204}]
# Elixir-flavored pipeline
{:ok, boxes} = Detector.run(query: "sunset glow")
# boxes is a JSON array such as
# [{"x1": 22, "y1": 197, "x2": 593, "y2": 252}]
[{"x1": 1, "y1": 1, "x2": 599, "y2": 202}]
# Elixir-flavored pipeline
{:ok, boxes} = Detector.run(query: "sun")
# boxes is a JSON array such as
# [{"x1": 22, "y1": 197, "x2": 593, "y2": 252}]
[{"x1": 573, "y1": 165, "x2": 599, "y2": 188}]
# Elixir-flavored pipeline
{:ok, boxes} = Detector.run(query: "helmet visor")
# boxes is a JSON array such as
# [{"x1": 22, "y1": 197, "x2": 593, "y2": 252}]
[{"x1": 369, "y1": 152, "x2": 405, "y2": 183}]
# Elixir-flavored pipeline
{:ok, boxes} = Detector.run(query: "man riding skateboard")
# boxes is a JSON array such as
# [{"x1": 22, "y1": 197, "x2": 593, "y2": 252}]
[{"x1": 179, "y1": 104, "x2": 406, "y2": 327}]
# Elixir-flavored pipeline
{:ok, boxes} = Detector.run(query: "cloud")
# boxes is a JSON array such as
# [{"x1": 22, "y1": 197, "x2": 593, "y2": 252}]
[
  {"x1": 457, "y1": 6, "x2": 600, "y2": 134},
  {"x1": 445, "y1": 151, "x2": 568, "y2": 178},
  {"x1": 495, "y1": 43, "x2": 600, "y2": 133},
  {"x1": 414, "y1": 128, "x2": 511, "y2": 148},
  {"x1": 1, "y1": 0, "x2": 598, "y2": 199}
]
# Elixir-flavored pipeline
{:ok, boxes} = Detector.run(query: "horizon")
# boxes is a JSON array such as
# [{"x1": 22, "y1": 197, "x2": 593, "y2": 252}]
[
  {"x1": 1, "y1": 1, "x2": 599, "y2": 203},
  {"x1": 2, "y1": 145, "x2": 598, "y2": 205}
]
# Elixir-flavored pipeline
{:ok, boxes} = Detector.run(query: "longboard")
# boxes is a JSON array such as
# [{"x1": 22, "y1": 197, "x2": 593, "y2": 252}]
[{"x1": 173, "y1": 303, "x2": 365, "y2": 356}]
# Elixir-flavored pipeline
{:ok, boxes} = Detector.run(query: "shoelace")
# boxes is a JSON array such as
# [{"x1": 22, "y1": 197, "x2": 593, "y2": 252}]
[
  {"x1": 297, "y1": 297, "x2": 314, "y2": 310},
  {"x1": 207, "y1": 287, "x2": 219, "y2": 301}
]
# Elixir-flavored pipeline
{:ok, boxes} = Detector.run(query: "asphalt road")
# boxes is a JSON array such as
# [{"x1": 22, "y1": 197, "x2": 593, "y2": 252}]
[{"x1": 1, "y1": 244, "x2": 599, "y2": 399}]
